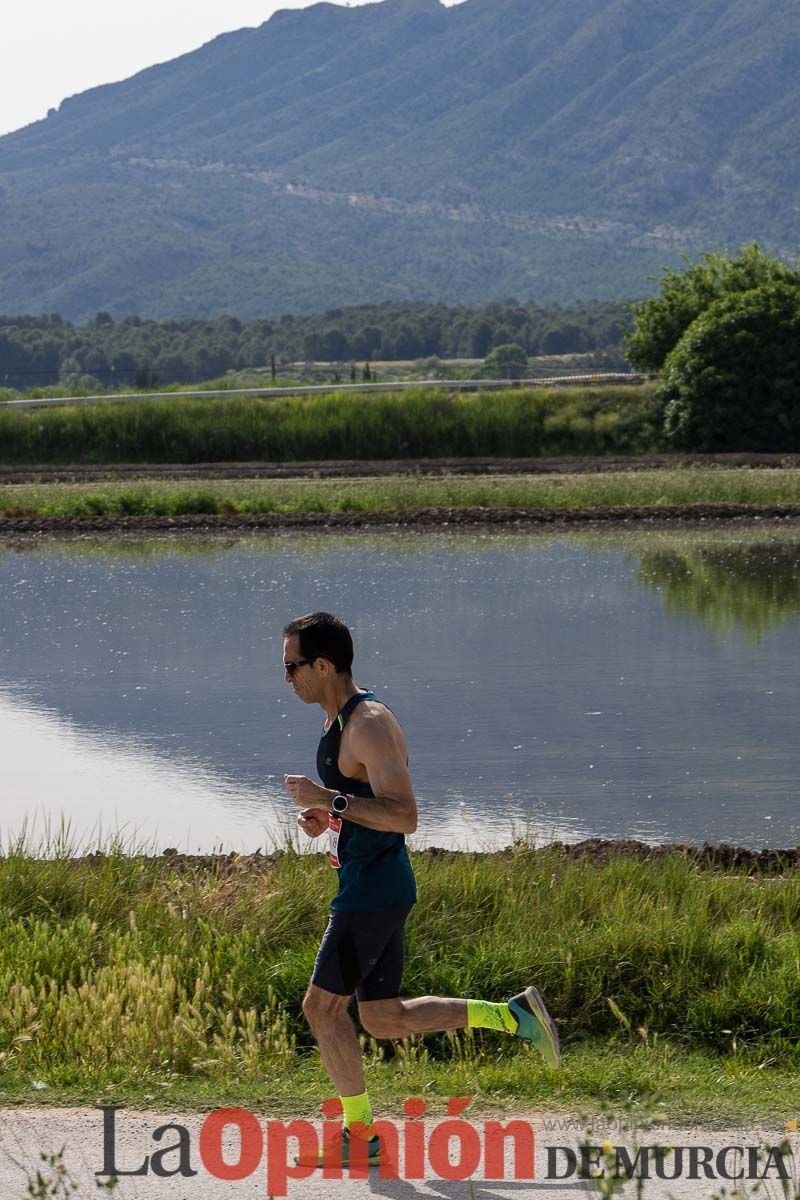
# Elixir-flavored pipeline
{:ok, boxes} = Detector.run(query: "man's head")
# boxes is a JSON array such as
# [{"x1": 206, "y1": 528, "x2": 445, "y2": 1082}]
[{"x1": 282, "y1": 611, "x2": 354, "y2": 703}]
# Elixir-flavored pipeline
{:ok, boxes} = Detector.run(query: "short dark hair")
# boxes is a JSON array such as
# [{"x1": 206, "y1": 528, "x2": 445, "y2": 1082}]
[{"x1": 282, "y1": 611, "x2": 354, "y2": 675}]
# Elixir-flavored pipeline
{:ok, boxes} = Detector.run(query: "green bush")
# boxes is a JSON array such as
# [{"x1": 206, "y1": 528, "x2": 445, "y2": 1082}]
[
  {"x1": 626, "y1": 245, "x2": 800, "y2": 372},
  {"x1": 661, "y1": 283, "x2": 800, "y2": 452},
  {"x1": 481, "y1": 343, "x2": 528, "y2": 379}
]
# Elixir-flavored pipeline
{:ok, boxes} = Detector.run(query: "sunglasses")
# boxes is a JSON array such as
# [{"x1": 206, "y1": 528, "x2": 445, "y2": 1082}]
[{"x1": 283, "y1": 657, "x2": 316, "y2": 676}]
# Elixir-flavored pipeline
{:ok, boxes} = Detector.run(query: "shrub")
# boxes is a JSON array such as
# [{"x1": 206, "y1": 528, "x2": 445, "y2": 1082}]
[
  {"x1": 661, "y1": 282, "x2": 800, "y2": 452},
  {"x1": 627, "y1": 245, "x2": 800, "y2": 372}
]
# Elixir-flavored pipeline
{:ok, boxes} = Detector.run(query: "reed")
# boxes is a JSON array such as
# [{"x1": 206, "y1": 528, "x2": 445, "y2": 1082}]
[{"x1": 0, "y1": 385, "x2": 662, "y2": 465}]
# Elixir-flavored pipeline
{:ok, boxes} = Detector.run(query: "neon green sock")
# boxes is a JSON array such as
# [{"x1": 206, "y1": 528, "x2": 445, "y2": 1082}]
[
  {"x1": 340, "y1": 1091, "x2": 373, "y2": 1131},
  {"x1": 467, "y1": 998, "x2": 518, "y2": 1034}
]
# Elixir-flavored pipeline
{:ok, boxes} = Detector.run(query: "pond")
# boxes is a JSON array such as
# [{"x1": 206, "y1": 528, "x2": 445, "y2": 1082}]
[{"x1": 2, "y1": 526, "x2": 799, "y2": 852}]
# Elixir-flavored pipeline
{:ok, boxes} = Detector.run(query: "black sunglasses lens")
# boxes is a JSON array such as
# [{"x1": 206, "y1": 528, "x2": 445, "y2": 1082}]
[{"x1": 284, "y1": 657, "x2": 313, "y2": 675}]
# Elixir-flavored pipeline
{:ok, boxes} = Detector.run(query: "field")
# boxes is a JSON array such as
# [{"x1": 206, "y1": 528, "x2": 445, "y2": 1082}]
[
  {"x1": 3, "y1": 467, "x2": 800, "y2": 520},
  {"x1": 1, "y1": 838, "x2": 797, "y2": 1123}
]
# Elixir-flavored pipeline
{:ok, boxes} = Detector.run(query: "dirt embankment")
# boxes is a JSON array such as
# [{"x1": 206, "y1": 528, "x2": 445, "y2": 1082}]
[
  {"x1": 74, "y1": 839, "x2": 800, "y2": 876},
  {"x1": 2, "y1": 502, "x2": 800, "y2": 536},
  {"x1": 2, "y1": 451, "x2": 800, "y2": 485},
  {"x1": 4, "y1": 454, "x2": 800, "y2": 534}
]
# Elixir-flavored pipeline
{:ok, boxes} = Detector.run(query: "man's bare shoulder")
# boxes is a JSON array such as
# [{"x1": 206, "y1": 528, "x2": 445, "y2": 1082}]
[{"x1": 349, "y1": 698, "x2": 406, "y2": 744}]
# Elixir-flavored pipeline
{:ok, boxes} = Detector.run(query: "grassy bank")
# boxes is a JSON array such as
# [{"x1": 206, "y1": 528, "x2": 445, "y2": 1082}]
[
  {"x1": 0, "y1": 385, "x2": 662, "y2": 465},
  {"x1": 1, "y1": 841, "x2": 798, "y2": 1121},
  {"x1": 3, "y1": 467, "x2": 800, "y2": 518}
]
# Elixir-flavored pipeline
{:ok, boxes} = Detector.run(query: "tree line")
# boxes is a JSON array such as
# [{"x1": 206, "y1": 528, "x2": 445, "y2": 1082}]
[{"x1": 0, "y1": 300, "x2": 631, "y2": 392}]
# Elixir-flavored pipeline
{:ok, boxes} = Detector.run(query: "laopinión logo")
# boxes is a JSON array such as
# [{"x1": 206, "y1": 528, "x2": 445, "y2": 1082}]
[
  {"x1": 94, "y1": 1100, "x2": 797, "y2": 1195},
  {"x1": 548, "y1": 1143, "x2": 794, "y2": 1183},
  {"x1": 542, "y1": 1116, "x2": 797, "y2": 1183},
  {"x1": 95, "y1": 1098, "x2": 536, "y2": 1197}
]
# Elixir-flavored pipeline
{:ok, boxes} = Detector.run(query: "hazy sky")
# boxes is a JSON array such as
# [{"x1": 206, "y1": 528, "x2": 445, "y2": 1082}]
[{"x1": 1, "y1": 0, "x2": 463, "y2": 138}]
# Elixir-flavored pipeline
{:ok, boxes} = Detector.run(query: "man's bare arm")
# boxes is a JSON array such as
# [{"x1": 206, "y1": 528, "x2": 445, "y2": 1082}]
[
  {"x1": 342, "y1": 716, "x2": 417, "y2": 834},
  {"x1": 284, "y1": 713, "x2": 417, "y2": 834}
]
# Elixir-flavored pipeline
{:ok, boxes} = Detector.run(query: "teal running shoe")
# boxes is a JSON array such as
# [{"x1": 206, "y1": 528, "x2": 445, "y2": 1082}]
[
  {"x1": 295, "y1": 1127, "x2": 386, "y2": 1169},
  {"x1": 508, "y1": 985, "x2": 561, "y2": 1068}
]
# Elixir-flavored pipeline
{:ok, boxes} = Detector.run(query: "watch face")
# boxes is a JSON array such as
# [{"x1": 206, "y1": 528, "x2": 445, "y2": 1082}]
[{"x1": 334, "y1": 794, "x2": 347, "y2": 813}]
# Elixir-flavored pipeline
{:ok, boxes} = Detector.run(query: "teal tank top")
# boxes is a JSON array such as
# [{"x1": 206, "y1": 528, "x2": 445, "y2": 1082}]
[{"x1": 316, "y1": 691, "x2": 417, "y2": 912}]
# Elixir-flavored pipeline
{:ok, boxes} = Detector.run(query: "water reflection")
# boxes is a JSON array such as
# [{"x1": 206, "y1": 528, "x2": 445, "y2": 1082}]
[
  {"x1": 0, "y1": 687, "x2": 290, "y2": 850},
  {"x1": 636, "y1": 537, "x2": 800, "y2": 642},
  {"x1": 0, "y1": 686, "x2": 585, "y2": 853},
  {"x1": 2, "y1": 527, "x2": 799, "y2": 852}
]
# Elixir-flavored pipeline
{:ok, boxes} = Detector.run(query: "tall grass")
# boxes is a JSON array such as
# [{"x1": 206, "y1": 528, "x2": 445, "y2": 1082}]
[
  {"x1": 0, "y1": 386, "x2": 662, "y2": 465},
  {"x1": 3, "y1": 468, "x2": 800, "y2": 518},
  {"x1": 0, "y1": 374, "x2": 294, "y2": 405},
  {"x1": 1, "y1": 838, "x2": 798, "y2": 1090}
]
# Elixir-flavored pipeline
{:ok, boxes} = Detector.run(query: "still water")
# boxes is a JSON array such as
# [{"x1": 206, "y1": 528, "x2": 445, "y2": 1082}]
[{"x1": 2, "y1": 527, "x2": 799, "y2": 852}]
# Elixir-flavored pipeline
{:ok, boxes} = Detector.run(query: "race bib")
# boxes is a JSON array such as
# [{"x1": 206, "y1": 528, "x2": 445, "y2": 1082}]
[{"x1": 328, "y1": 814, "x2": 343, "y2": 868}]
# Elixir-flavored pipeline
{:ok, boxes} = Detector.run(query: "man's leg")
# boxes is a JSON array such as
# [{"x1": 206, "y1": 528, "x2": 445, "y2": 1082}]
[
  {"x1": 302, "y1": 983, "x2": 365, "y2": 1098},
  {"x1": 353, "y1": 909, "x2": 560, "y2": 1066},
  {"x1": 297, "y1": 983, "x2": 385, "y2": 1168},
  {"x1": 358, "y1": 995, "x2": 466, "y2": 1035},
  {"x1": 301, "y1": 910, "x2": 385, "y2": 1162},
  {"x1": 358, "y1": 989, "x2": 560, "y2": 1068}
]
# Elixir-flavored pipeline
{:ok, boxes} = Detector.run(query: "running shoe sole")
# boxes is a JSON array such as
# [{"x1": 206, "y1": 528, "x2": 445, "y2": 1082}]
[{"x1": 508, "y1": 985, "x2": 561, "y2": 1068}]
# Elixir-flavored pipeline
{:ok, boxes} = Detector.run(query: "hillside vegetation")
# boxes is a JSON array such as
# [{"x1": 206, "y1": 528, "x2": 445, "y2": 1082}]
[
  {"x1": 0, "y1": 299, "x2": 630, "y2": 391},
  {"x1": 0, "y1": 0, "x2": 797, "y2": 317}
]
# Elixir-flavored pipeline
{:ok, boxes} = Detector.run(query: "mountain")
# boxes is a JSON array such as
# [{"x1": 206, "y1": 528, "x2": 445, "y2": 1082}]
[{"x1": 1, "y1": 0, "x2": 798, "y2": 320}]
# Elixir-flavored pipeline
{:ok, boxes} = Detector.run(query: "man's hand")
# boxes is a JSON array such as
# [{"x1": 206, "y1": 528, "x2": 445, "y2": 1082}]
[
  {"x1": 298, "y1": 807, "x2": 330, "y2": 838},
  {"x1": 284, "y1": 774, "x2": 331, "y2": 809}
]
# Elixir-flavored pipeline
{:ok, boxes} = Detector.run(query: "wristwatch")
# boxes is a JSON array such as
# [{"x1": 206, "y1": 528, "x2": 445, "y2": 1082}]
[{"x1": 331, "y1": 793, "x2": 349, "y2": 815}]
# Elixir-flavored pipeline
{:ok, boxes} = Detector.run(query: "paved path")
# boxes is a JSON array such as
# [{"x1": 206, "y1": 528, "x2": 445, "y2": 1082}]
[{"x1": 1, "y1": 1107, "x2": 796, "y2": 1199}]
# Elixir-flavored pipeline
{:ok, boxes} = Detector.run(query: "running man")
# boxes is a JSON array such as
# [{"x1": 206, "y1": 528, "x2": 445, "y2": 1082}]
[{"x1": 282, "y1": 611, "x2": 560, "y2": 1166}]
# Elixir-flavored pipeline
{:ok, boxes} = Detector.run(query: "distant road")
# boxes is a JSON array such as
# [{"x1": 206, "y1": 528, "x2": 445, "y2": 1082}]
[{"x1": 2, "y1": 374, "x2": 647, "y2": 411}]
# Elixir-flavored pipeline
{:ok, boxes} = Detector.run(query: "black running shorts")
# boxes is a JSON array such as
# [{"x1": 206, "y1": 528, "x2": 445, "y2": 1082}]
[{"x1": 310, "y1": 907, "x2": 412, "y2": 1000}]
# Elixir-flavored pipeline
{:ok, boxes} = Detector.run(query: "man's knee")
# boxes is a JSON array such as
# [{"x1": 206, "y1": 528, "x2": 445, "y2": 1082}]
[
  {"x1": 303, "y1": 985, "x2": 348, "y2": 1029},
  {"x1": 358, "y1": 998, "x2": 405, "y2": 1039},
  {"x1": 301, "y1": 988, "x2": 317, "y2": 1027}
]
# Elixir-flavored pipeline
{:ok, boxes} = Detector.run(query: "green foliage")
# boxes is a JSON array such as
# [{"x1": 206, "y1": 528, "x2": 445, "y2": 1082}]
[
  {"x1": 0, "y1": 843, "x2": 798, "y2": 1095},
  {"x1": 6, "y1": 466, "x2": 800, "y2": 520},
  {"x1": 660, "y1": 282, "x2": 800, "y2": 452},
  {"x1": 626, "y1": 245, "x2": 800, "y2": 371},
  {"x1": 18, "y1": 1145, "x2": 120, "y2": 1197},
  {"x1": 482, "y1": 342, "x2": 528, "y2": 379},
  {"x1": 0, "y1": 385, "x2": 662, "y2": 465},
  {"x1": 0, "y1": 301, "x2": 632, "y2": 391}
]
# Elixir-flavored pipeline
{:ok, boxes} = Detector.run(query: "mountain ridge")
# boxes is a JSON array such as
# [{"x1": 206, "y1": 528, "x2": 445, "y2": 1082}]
[{"x1": 0, "y1": 0, "x2": 797, "y2": 319}]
